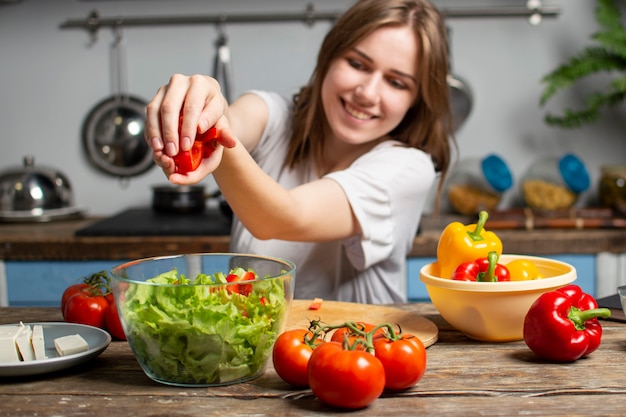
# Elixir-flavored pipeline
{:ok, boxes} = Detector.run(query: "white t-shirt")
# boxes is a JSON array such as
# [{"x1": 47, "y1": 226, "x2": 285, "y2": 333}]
[{"x1": 229, "y1": 90, "x2": 436, "y2": 304}]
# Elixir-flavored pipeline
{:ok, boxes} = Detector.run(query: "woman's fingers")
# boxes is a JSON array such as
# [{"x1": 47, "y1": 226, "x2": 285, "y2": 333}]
[
  {"x1": 213, "y1": 114, "x2": 238, "y2": 149},
  {"x1": 145, "y1": 74, "x2": 233, "y2": 183},
  {"x1": 153, "y1": 153, "x2": 176, "y2": 177},
  {"x1": 146, "y1": 74, "x2": 227, "y2": 155},
  {"x1": 144, "y1": 86, "x2": 166, "y2": 152},
  {"x1": 158, "y1": 74, "x2": 196, "y2": 156},
  {"x1": 182, "y1": 75, "x2": 224, "y2": 134}
]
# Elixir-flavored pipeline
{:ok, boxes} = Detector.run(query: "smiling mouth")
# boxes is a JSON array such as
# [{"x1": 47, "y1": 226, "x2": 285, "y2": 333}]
[{"x1": 343, "y1": 100, "x2": 375, "y2": 121}]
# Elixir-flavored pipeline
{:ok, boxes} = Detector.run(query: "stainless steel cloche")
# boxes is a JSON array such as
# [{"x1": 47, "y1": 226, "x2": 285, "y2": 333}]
[{"x1": 0, "y1": 156, "x2": 81, "y2": 221}]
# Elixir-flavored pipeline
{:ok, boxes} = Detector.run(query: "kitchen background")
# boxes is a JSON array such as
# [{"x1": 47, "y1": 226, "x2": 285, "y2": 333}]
[
  {"x1": 2, "y1": 0, "x2": 625, "y2": 215},
  {"x1": 1, "y1": 0, "x2": 625, "y2": 305}
]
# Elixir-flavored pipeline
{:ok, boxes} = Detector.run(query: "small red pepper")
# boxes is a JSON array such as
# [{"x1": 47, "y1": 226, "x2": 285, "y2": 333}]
[
  {"x1": 173, "y1": 117, "x2": 219, "y2": 174},
  {"x1": 225, "y1": 270, "x2": 255, "y2": 296},
  {"x1": 523, "y1": 284, "x2": 611, "y2": 362},
  {"x1": 451, "y1": 251, "x2": 511, "y2": 282}
]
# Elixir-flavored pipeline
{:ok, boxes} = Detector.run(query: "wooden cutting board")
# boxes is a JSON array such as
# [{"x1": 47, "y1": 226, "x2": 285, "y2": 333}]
[{"x1": 284, "y1": 300, "x2": 438, "y2": 348}]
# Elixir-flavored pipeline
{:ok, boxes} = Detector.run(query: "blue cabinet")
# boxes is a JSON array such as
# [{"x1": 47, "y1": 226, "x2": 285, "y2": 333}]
[
  {"x1": 5, "y1": 260, "x2": 127, "y2": 307},
  {"x1": 406, "y1": 257, "x2": 437, "y2": 301},
  {"x1": 406, "y1": 254, "x2": 596, "y2": 302},
  {"x1": 2, "y1": 255, "x2": 598, "y2": 306}
]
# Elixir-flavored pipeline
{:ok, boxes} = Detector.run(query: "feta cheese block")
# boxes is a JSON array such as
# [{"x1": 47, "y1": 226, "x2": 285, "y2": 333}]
[
  {"x1": 15, "y1": 323, "x2": 35, "y2": 361},
  {"x1": 54, "y1": 334, "x2": 89, "y2": 356},
  {"x1": 31, "y1": 325, "x2": 46, "y2": 360},
  {"x1": 0, "y1": 326, "x2": 22, "y2": 363}
]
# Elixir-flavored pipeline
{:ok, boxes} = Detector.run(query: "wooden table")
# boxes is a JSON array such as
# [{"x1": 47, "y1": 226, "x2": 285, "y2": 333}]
[{"x1": 1, "y1": 305, "x2": 625, "y2": 417}]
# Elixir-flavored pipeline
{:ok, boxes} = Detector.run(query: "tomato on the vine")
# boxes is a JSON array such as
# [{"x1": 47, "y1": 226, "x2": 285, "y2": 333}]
[
  {"x1": 272, "y1": 329, "x2": 316, "y2": 387},
  {"x1": 308, "y1": 341, "x2": 385, "y2": 409},
  {"x1": 330, "y1": 322, "x2": 385, "y2": 348},
  {"x1": 61, "y1": 283, "x2": 89, "y2": 313},
  {"x1": 373, "y1": 334, "x2": 427, "y2": 390},
  {"x1": 104, "y1": 293, "x2": 126, "y2": 340},
  {"x1": 61, "y1": 271, "x2": 124, "y2": 338},
  {"x1": 63, "y1": 291, "x2": 109, "y2": 329}
]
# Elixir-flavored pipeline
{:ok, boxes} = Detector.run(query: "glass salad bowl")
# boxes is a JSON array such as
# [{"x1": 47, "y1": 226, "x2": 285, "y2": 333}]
[{"x1": 110, "y1": 253, "x2": 296, "y2": 387}]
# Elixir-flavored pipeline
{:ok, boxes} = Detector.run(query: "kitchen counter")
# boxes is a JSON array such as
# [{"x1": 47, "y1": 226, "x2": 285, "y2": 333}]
[
  {"x1": 1, "y1": 213, "x2": 625, "y2": 261},
  {"x1": 1, "y1": 304, "x2": 625, "y2": 417}
]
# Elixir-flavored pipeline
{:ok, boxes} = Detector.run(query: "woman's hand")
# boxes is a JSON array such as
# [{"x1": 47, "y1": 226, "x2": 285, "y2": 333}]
[{"x1": 144, "y1": 73, "x2": 236, "y2": 183}]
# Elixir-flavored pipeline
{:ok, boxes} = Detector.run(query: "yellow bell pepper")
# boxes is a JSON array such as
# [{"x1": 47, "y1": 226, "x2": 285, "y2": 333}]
[
  {"x1": 436, "y1": 211, "x2": 503, "y2": 278},
  {"x1": 506, "y1": 259, "x2": 543, "y2": 281}
]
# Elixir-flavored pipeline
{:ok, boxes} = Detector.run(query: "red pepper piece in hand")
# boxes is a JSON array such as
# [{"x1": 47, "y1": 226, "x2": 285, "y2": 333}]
[
  {"x1": 523, "y1": 284, "x2": 611, "y2": 362},
  {"x1": 173, "y1": 140, "x2": 204, "y2": 174},
  {"x1": 173, "y1": 117, "x2": 219, "y2": 174},
  {"x1": 451, "y1": 251, "x2": 510, "y2": 282}
]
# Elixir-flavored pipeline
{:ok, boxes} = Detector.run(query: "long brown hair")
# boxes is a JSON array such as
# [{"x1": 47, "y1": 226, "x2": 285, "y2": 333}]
[{"x1": 286, "y1": 0, "x2": 454, "y2": 181}]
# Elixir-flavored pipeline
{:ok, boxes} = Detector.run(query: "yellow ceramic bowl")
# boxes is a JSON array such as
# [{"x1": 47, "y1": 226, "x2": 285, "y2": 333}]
[{"x1": 420, "y1": 254, "x2": 576, "y2": 342}]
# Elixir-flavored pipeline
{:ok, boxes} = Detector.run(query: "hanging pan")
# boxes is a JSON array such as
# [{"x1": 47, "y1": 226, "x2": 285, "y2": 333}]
[
  {"x1": 447, "y1": 26, "x2": 473, "y2": 132},
  {"x1": 82, "y1": 25, "x2": 153, "y2": 179},
  {"x1": 214, "y1": 24, "x2": 233, "y2": 103}
]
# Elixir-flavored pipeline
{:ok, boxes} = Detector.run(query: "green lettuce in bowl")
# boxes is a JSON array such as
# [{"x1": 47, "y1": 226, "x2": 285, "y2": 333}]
[{"x1": 110, "y1": 253, "x2": 295, "y2": 387}]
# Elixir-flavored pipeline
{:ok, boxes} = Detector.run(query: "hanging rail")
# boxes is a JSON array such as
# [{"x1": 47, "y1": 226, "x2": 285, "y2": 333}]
[{"x1": 60, "y1": 3, "x2": 560, "y2": 39}]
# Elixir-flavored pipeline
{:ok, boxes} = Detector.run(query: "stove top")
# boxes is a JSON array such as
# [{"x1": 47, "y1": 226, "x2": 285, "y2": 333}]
[{"x1": 75, "y1": 207, "x2": 232, "y2": 237}]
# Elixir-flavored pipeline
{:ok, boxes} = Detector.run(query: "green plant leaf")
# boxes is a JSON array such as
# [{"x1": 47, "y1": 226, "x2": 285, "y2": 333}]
[
  {"x1": 540, "y1": 47, "x2": 625, "y2": 105},
  {"x1": 544, "y1": 78, "x2": 626, "y2": 128},
  {"x1": 592, "y1": 31, "x2": 626, "y2": 58},
  {"x1": 596, "y1": 0, "x2": 624, "y2": 33},
  {"x1": 540, "y1": 0, "x2": 626, "y2": 128}
]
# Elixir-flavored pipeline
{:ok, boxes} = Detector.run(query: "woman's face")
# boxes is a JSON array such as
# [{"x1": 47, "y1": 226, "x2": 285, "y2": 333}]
[{"x1": 321, "y1": 25, "x2": 419, "y2": 146}]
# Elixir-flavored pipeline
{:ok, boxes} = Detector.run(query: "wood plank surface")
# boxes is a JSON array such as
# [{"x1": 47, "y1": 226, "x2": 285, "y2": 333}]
[{"x1": 1, "y1": 305, "x2": 625, "y2": 416}]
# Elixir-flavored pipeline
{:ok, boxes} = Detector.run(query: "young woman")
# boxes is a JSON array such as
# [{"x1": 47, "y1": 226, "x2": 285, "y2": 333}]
[{"x1": 145, "y1": 0, "x2": 454, "y2": 304}]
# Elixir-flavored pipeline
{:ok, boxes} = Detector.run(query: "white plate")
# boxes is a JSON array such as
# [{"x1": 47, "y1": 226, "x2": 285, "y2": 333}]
[{"x1": 0, "y1": 322, "x2": 111, "y2": 377}]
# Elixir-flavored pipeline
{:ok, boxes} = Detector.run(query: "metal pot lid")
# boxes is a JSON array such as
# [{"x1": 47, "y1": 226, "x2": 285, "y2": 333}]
[
  {"x1": 0, "y1": 206, "x2": 84, "y2": 223},
  {"x1": 82, "y1": 94, "x2": 153, "y2": 177},
  {"x1": 0, "y1": 155, "x2": 77, "y2": 214}
]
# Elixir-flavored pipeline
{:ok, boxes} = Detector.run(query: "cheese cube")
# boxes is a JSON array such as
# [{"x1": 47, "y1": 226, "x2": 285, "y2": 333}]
[
  {"x1": 54, "y1": 334, "x2": 89, "y2": 356},
  {"x1": 15, "y1": 323, "x2": 35, "y2": 362},
  {"x1": 0, "y1": 326, "x2": 22, "y2": 363},
  {"x1": 31, "y1": 325, "x2": 46, "y2": 360}
]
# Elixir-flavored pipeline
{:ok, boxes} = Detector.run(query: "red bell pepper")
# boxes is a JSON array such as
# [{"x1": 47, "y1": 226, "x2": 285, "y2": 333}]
[
  {"x1": 451, "y1": 251, "x2": 510, "y2": 282},
  {"x1": 173, "y1": 118, "x2": 219, "y2": 174},
  {"x1": 173, "y1": 140, "x2": 204, "y2": 174},
  {"x1": 523, "y1": 284, "x2": 611, "y2": 362},
  {"x1": 225, "y1": 270, "x2": 255, "y2": 296}
]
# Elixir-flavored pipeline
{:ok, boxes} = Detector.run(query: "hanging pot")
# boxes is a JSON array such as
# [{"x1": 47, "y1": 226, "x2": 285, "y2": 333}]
[
  {"x1": 214, "y1": 25, "x2": 233, "y2": 103},
  {"x1": 447, "y1": 27, "x2": 473, "y2": 132},
  {"x1": 210, "y1": 26, "x2": 234, "y2": 219},
  {"x1": 82, "y1": 25, "x2": 153, "y2": 178}
]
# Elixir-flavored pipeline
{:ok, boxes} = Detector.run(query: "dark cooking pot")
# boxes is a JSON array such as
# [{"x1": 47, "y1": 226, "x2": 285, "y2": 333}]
[
  {"x1": 152, "y1": 185, "x2": 234, "y2": 218},
  {"x1": 152, "y1": 185, "x2": 206, "y2": 213}
]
